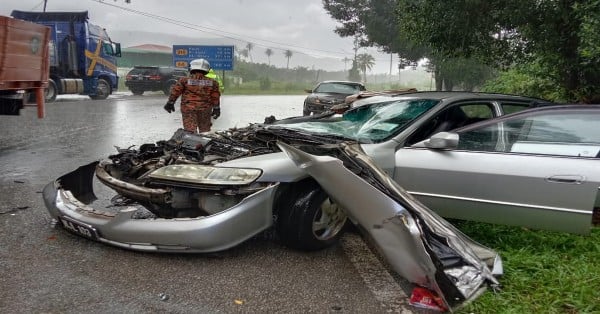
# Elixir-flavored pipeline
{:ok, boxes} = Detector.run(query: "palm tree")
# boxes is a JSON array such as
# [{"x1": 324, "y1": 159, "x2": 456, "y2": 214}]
[
  {"x1": 356, "y1": 53, "x2": 375, "y2": 83},
  {"x1": 245, "y1": 42, "x2": 254, "y2": 62},
  {"x1": 265, "y1": 48, "x2": 273, "y2": 65},
  {"x1": 238, "y1": 48, "x2": 249, "y2": 61},
  {"x1": 284, "y1": 50, "x2": 293, "y2": 69}
]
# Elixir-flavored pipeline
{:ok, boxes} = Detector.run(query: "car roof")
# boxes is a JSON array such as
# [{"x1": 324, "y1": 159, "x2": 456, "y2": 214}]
[
  {"x1": 390, "y1": 91, "x2": 546, "y2": 101},
  {"x1": 499, "y1": 103, "x2": 600, "y2": 115},
  {"x1": 351, "y1": 91, "x2": 551, "y2": 107},
  {"x1": 318, "y1": 80, "x2": 364, "y2": 85}
]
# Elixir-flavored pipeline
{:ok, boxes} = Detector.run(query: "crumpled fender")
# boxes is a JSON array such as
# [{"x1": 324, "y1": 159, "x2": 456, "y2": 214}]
[{"x1": 277, "y1": 141, "x2": 502, "y2": 311}]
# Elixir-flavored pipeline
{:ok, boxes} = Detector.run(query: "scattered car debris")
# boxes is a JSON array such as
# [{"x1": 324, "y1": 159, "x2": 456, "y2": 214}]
[
  {"x1": 0, "y1": 206, "x2": 30, "y2": 215},
  {"x1": 158, "y1": 293, "x2": 169, "y2": 301}
]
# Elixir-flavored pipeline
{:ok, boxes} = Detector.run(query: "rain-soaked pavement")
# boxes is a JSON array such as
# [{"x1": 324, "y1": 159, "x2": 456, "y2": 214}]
[{"x1": 0, "y1": 94, "x2": 417, "y2": 313}]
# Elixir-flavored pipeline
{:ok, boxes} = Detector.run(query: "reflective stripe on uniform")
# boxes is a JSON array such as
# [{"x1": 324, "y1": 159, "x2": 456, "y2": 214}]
[{"x1": 187, "y1": 79, "x2": 214, "y2": 86}]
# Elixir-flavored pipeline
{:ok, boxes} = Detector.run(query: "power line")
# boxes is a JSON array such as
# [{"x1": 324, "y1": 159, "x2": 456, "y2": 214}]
[
  {"x1": 29, "y1": 0, "x2": 44, "y2": 10},
  {"x1": 90, "y1": 0, "x2": 357, "y2": 60}
]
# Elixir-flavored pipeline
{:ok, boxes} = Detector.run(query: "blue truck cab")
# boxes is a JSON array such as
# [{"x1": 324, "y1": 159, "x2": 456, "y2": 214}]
[{"x1": 11, "y1": 10, "x2": 121, "y2": 101}]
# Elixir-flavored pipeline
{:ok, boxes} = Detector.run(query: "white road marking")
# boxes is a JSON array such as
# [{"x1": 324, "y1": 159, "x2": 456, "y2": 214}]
[{"x1": 340, "y1": 233, "x2": 414, "y2": 313}]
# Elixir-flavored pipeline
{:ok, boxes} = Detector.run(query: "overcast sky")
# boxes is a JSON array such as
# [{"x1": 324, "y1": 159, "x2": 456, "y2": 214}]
[{"x1": 2, "y1": 0, "x2": 399, "y2": 73}]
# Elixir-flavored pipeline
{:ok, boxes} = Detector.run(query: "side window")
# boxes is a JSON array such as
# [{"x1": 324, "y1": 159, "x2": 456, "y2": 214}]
[
  {"x1": 457, "y1": 123, "x2": 502, "y2": 151},
  {"x1": 458, "y1": 112, "x2": 600, "y2": 157},
  {"x1": 508, "y1": 112, "x2": 600, "y2": 157},
  {"x1": 406, "y1": 102, "x2": 495, "y2": 146},
  {"x1": 102, "y1": 41, "x2": 114, "y2": 55},
  {"x1": 502, "y1": 102, "x2": 530, "y2": 115}
]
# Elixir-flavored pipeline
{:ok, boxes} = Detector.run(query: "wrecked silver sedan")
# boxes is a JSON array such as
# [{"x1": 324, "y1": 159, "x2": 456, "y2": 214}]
[
  {"x1": 44, "y1": 92, "x2": 568, "y2": 253},
  {"x1": 43, "y1": 92, "x2": 547, "y2": 252},
  {"x1": 42, "y1": 125, "x2": 503, "y2": 311}
]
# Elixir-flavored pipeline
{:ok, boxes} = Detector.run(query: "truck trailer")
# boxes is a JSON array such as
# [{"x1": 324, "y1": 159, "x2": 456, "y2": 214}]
[
  {"x1": 11, "y1": 10, "x2": 121, "y2": 102},
  {"x1": 0, "y1": 15, "x2": 50, "y2": 117}
]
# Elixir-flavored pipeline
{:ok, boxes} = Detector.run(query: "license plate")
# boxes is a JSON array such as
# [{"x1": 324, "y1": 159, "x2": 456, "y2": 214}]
[{"x1": 59, "y1": 216, "x2": 99, "y2": 240}]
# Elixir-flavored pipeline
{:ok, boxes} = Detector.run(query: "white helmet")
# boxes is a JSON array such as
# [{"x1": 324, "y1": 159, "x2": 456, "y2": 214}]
[{"x1": 189, "y1": 58, "x2": 211, "y2": 72}]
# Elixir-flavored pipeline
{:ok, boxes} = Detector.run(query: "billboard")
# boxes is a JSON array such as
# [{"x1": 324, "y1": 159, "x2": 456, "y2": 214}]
[{"x1": 172, "y1": 45, "x2": 234, "y2": 71}]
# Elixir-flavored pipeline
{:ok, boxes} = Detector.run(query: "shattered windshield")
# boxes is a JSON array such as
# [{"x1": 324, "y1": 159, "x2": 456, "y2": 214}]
[
  {"x1": 276, "y1": 99, "x2": 438, "y2": 143},
  {"x1": 314, "y1": 82, "x2": 363, "y2": 94}
]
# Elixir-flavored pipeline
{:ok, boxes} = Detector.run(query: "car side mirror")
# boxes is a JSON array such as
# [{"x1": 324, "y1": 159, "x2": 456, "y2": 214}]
[
  {"x1": 304, "y1": 89, "x2": 313, "y2": 93},
  {"x1": 424, "y1": 132, "x2": 459, "y2": 149},
  {"x1": 113, "y1": 43, "x2": 122, "y2": 57}
]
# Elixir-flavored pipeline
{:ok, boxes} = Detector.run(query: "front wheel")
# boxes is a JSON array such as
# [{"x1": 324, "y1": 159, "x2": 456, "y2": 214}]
[
  {"x1": 276, "y1": 180, "x2": 347, "y2": 251},
  {"x1": 89, "y1": 78, "x2": 111, "y2": 100},
  {"x1": 302, "y1": 102, "x2": 311, "y2": 116}
]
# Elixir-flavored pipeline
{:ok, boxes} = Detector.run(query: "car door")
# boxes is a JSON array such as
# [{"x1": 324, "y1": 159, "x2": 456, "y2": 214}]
[{"x1": 394, "y1": 107, "x2": 600, "y2": 234}]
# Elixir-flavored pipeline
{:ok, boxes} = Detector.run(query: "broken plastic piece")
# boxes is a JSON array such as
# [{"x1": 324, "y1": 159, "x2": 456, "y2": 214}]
[{"x1": 409, "y1": 287, "x2": 447, "y2": 312}]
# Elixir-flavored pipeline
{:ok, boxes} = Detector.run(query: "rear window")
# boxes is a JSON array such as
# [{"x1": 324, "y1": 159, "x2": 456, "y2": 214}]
[
  {"x1": 158, "y1": 67, "x2": 175, "y2": 75},
  {"x1": 128, "y1": 67, "x2": 158, "y2": 75}
]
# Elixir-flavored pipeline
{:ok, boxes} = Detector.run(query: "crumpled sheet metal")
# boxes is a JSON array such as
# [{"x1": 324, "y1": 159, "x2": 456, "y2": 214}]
[{"x1": 277, "y1": 142, "x2": 502, "y2": 311}]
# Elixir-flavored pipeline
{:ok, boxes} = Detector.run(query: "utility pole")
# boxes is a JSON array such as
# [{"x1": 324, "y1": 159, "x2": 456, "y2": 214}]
[
  {"x1": 389, "y1": 52, "x2": 392, "y2": 78},
  {"x1": 342, "y1": 57, "x2": 350, "y2": 72},
  {"x1": 43, "y1": 0, "x2": 47, "y2": 12}
]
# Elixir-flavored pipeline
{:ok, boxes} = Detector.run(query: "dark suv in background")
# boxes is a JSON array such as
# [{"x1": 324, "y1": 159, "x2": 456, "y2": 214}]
[
  {"x1": 125, "y1": 66, "x2": 188, "y2": 95},
  {"x1": 303, "y1": 80, "x2": 366, "y2": 115}
]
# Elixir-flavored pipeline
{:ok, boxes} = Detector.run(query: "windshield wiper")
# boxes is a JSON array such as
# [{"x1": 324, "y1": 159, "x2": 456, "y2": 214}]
[{"x1": 266, "y1": 127, "x2": 355, "y2": 144}]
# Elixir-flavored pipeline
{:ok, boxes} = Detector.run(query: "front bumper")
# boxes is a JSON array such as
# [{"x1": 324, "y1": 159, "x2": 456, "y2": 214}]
[
  {"x1": 124, "y1": 81, "x2": 163, "y2": 91},
  {"x1": 42, "y1": 162, "x2": 276, "y2": 253},
  {"x1": 304, "y1": 102, "x2": 334, "y2": 114}
]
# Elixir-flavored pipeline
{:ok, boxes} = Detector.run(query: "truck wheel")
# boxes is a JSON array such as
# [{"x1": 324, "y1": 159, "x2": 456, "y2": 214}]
[
  {"x1": 131, "y1": 89, "x2": 144, "y2": 95},
  {"x1": 0, "y1": 98, "x2": 23, "y2": 115},
  {"x1": 89, "y1": 79, "x2": 111, "y2": 100},
  {"x1": 276, "y1": 180, "x2": 347, "y2": 251},
  {"x1": 45, "y1": 79, "x2": 57, "y2": 103}
]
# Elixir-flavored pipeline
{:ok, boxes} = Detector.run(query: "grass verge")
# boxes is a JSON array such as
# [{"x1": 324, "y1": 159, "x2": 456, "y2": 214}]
[{"x1": 453, "y1": 220, "x2": 600, "y2": 313}]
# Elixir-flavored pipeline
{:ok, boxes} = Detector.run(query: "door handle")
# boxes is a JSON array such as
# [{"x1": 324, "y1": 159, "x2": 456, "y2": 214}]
[{"x1": 546, "y1": 175, "x2": 585, "y2": 184}]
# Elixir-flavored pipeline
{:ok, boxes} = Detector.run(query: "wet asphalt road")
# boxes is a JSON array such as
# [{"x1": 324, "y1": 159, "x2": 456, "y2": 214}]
[{"x1": 0, "y1": 93, "x2": 417, "y2": 313}]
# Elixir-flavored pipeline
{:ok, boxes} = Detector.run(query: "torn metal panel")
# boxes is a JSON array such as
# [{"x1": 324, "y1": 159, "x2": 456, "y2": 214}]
[{"x1": 277, "y1": 142, "x2": 502, "y2": 311}]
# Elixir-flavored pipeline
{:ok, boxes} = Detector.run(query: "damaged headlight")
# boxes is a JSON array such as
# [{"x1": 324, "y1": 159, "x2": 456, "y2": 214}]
[{"x1": 147, "y1": 165, "x2": 262, "y2": 185}]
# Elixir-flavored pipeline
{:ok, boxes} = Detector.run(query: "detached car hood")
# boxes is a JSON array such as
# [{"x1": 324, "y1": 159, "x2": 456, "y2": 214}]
[{"x1": 278, "y1": 142, "x2": 502, "y2": 311}]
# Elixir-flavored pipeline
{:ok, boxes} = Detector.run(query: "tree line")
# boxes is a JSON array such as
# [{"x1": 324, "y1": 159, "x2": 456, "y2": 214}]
[
  {"x1": 234, "y1": 43, "x2": 382, "y2": 85},
  {"x1": 323, "y1": 0, "x2": 600, "y2": 102}
]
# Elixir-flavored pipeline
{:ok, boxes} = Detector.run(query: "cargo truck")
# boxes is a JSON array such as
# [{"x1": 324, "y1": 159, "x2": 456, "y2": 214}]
[
  {"x1": 0, "y1": 15, "x2": 50, "y2": 117},
  {"x1": 11, "y1": 10, "x2": 121, "y2": 102}
]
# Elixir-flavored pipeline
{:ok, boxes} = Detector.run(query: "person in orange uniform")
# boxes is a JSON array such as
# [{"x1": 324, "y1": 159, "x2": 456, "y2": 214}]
[{"x1": 164, "y1": 58, "x2": 221, "y2": 133}]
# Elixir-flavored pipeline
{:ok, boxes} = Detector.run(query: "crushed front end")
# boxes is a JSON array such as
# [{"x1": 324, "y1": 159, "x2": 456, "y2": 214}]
[{"x1": 42, "y1": 127, "x2": 289, "y2": 252}]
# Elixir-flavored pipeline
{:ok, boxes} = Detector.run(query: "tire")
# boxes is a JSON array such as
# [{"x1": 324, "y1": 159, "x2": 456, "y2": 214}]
[
  {"x1": 131, "y1": 89, "x2": 144, "y2": 95},
  {"x1": 302, "y1": 102, "x2": 311, "y2": 116},
  {"x1": 276, "y1": 180, "x2": 347, "y2": 251},
  {"x1": 89, "y1": 78, "x2": 111, "y2": 100},
  {"x1": 45, "y1": 79, "x2": 57, "y2": 103},
  {"x1": 163, "y1": 80, "x2": 176, "y2": 95}
]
